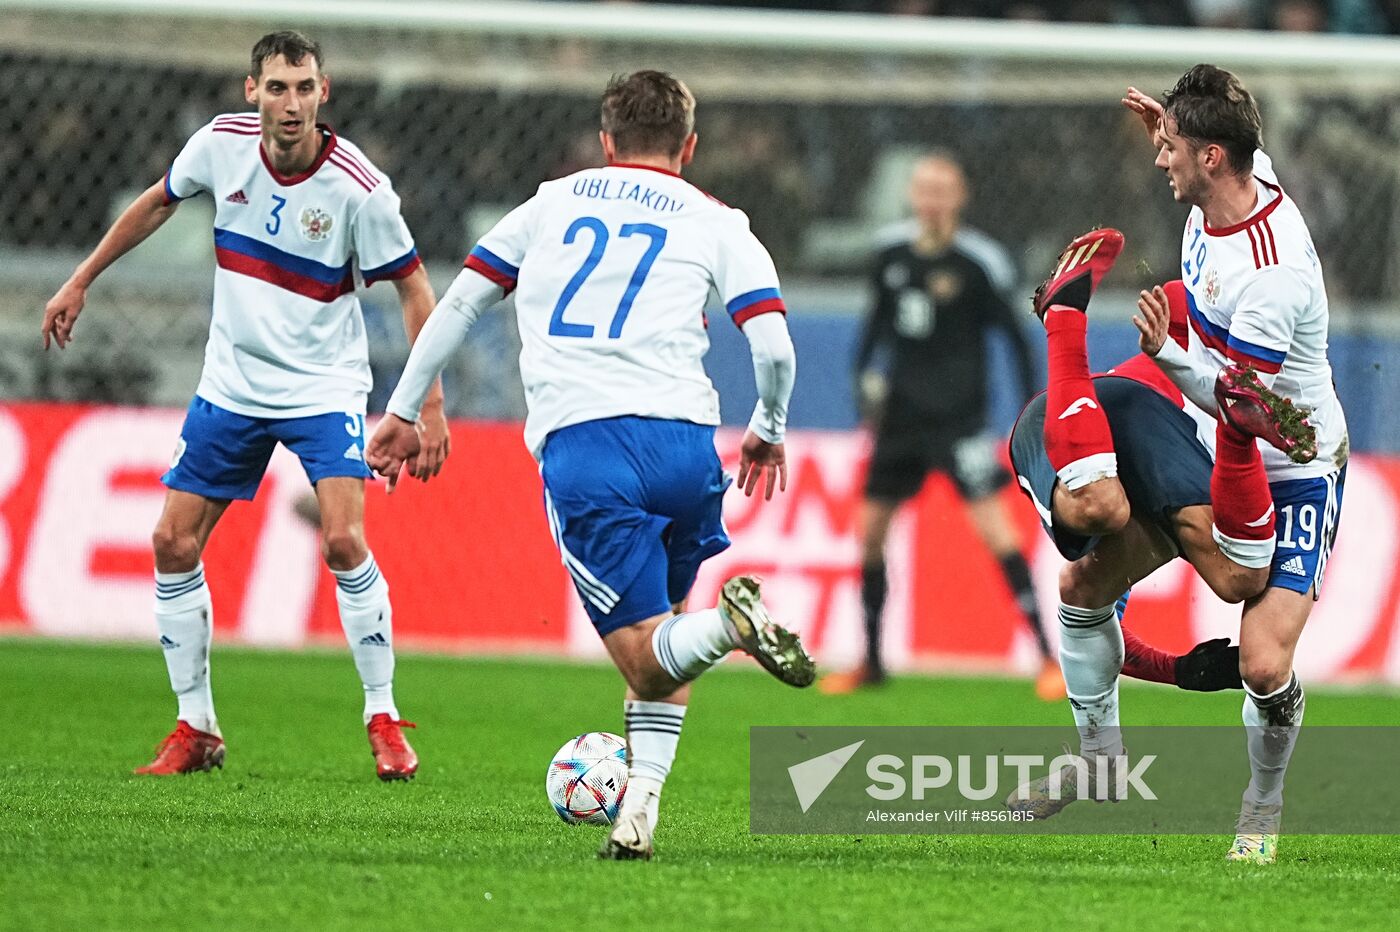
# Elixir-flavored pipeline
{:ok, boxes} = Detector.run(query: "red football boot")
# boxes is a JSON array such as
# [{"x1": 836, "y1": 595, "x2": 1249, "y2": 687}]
[
  {"x1": 134, "y1": 721, "x2": 225, "y2": 775},
  {"x1": 1215, "y1": 364, "x2": 1317, "y2": 464},
  {"x1": 367, "y1": 714, "x2": 418, "y2": 781},
  {"x1": 1032, "y1": 228, "x2": 1125, "y2": 320}
]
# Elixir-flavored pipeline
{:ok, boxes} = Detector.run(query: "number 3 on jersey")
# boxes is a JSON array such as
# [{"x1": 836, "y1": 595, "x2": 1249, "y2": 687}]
[{"x1": 549, "y1": 216, "x2": 667, "y2": 339}]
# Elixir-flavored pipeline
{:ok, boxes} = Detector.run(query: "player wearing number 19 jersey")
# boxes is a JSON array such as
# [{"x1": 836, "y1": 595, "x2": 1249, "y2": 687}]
[
  {"x1": 41, "y1": 32, "x2": 449, "y2": 781},
  {"x1": 1126, "y1": 64, "x2": 1348, "y2": 863},
  {"x1": 369, "y1": 71, "x2": 815, "y2": 861}
]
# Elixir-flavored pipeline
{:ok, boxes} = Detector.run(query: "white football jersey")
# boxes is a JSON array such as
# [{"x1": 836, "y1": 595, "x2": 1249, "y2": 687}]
[
  {"x1": 463, "y1": 163, "x2": 787, "y2": 456},
  {"x1": 1179, "y1": 151, "x2": 1347, "y2": 480},
  {"x1": 164, "y1": 114, "x2": 420, "y2": 417}
]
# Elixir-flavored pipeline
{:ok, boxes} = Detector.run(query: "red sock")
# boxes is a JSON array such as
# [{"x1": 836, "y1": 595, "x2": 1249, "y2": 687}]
[
  {"x1": 1043, "y1": 310, "x2": 1115, "y2": 478},
  {"x1": 1211, "y1": 420, "x2": 1275, "y2": 543},
  {"x1": 1121, "y1": 625, "x2": 1177, "y2": 685}
]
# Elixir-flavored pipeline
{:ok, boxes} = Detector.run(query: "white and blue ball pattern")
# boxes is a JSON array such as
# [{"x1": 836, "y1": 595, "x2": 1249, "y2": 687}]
[{"x1": 546, "y1": 732, "x2": 629, "y2": 825}]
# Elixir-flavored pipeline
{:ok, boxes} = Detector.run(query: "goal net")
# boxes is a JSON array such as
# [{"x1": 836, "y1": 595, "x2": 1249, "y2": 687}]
[{"x1": 2, "y1": 0, "x2": 1398, "y2": 414}]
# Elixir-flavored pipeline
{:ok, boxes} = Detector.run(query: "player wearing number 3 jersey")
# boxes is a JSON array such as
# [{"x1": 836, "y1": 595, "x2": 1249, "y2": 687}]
[
  {"x1": 368, "y1": 71, "x2": 816, "y2": 862},
  {"x1": 39, "y1": 32, "x2": 450, "y2": 781}
]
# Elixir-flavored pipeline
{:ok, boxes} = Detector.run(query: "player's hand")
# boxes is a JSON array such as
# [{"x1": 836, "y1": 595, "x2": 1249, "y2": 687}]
[
  {"x1": 42, "y1": 280, "x2": 87, "y2": 349},
  {"x1": 1133, "y1": 285, "x2": 1171, "y2": 357},
  {"x1": 1174, "y1": 637, "x2": 1242, "y2": 692},
  {"x1": 1122, "y1": 86, "x2": 1165, "y2": 143},
  {"x1": 737, "y1": 430, "x2": 787, "y2": 501},
  {"x1": 411, "y1": 401, "x2": 451, "y2": 482},
  {"x1": 366, "y1": 414, "x2": 422, "y2": 494}
]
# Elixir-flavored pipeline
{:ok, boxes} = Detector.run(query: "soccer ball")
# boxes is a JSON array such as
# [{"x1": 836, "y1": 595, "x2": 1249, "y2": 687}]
[{"x1": 546, "y1": 732, "x2": 628, "y2": 825}]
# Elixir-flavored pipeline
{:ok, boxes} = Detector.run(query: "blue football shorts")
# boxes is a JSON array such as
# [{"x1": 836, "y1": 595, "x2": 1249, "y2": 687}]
[
  {"x1": 539, "y1": 416, "x2": 732, "y2": 636},
  {"x1": 162, "y1": 395, "x2": 373, "y2": 501},
  {"x1": 1267, "y1": 465, "x2": 1345, "y2": 598}
]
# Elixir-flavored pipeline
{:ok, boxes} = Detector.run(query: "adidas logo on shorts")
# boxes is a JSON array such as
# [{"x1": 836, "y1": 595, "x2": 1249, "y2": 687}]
[
  {"x1": 1279, "y1": 555, "x2": 1307, "y2": 576},
  {"x1": 344, "y1": 442, "x2": 362, "y2": 461}
]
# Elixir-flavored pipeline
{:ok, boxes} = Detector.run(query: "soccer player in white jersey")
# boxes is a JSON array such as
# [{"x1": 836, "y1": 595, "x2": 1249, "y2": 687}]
[
  {"x1": 40, "y1": 32, "x2": 449, "y2": 781},
  {"x1": 1119, "y1": 66, "x2": 1347, "y2": 862},
  {"x1": 366, "y1": 71, "x2": 815, "y2": 860}
]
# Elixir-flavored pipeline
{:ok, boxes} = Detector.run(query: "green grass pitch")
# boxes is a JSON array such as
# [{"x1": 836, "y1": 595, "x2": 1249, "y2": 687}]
[{"x1": 3, "y1": 638, "x2": 1399, "y2": 931}]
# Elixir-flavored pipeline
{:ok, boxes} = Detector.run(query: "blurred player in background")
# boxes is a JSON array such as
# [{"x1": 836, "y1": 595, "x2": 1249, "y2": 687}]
[
  {"x1": 40, "y1": 31, "x2": 449, "y2": 781},
  {"x1": 368, "y1": 71, "x2": 814, "y2": 861},
  {"x1": 1122, "y1": 65, "x2": 1347, "y2": 863},
  {"x1": 820, "y1": 154, "x2": 1060, "y2": 698}
]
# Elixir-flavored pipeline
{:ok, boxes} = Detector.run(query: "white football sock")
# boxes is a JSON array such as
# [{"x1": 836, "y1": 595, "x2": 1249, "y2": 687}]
[
  {"x1": 333, "y1": 554, "x2": 398, "y2": 724},
  {"x1": 650, "y1": 609, "x2": 738, "y2": 683},
  {"x1": 154, "y1": 564, "x2": 218, "y2": 736},
  {"x1": 1242, "y1": 673, "x2": 1305, "y2": 808},
  {"x1": 1058, "y1": 602, "x2": 1124, "y2": 757},
  {"x1": 621, "y1": 700, "x2": 687, "y2": 827}
]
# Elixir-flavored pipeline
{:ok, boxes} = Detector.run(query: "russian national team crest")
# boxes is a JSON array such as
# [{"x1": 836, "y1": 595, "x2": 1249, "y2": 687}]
[
  {"x1": 1204, "y1": 267, "x2": 1221, "y2": 306},
  {"x1": 299, "y1": 207, "x2": 334, "y2": 242}
]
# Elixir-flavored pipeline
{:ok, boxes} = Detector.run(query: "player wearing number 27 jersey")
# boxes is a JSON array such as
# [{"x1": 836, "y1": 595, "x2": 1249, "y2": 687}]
[
  {"x1": 370, "y1": 72, "x2": 814, "y2": 862},
  {"x1": 451, "y1": 159, "x2": 783, "y2": 458}
]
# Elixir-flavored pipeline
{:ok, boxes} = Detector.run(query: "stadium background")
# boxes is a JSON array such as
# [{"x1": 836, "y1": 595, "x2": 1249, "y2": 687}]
[{"x1": 3, "y1": 0, "x2": 1400, "y2": 683}]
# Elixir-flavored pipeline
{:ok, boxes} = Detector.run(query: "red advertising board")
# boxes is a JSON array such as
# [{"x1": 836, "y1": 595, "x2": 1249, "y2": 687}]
[{"x1": 2, "y1": 402, "x2": 1398, "y2": 684}]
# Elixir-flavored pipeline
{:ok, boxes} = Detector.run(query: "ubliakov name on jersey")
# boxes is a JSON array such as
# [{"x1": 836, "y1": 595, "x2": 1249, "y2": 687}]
[{"x1": 571, "y1": 177, "x2": 686, "y2": 213}]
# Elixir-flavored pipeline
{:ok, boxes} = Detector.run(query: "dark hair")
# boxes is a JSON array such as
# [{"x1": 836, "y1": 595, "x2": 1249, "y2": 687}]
[
  {"x1": 600, "y1": 71, "x2": 695, "y2": 158},
  {"x1": 1162, "y1": 64, "x2": 1262, "y2": 176},
  {"x1": 250, "y1": 30, "x2": 324, "y2": 78}
]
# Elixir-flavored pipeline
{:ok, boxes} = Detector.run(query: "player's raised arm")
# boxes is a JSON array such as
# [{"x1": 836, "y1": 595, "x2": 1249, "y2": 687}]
[
  {"x1": 1122, "y1": 86, "x2": 1165, "y2": 145},
  {"x1": 41, "y1": 180, "x2": 179, "y2": 349},
  {"x1": 1135, "y1": 282, "x2": 1221, "y2": 414}
]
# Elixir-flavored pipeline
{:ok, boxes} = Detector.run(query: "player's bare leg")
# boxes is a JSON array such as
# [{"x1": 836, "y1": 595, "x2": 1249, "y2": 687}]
[
  {"x1": 604, "y1": 576, "x2": 814, "y2": 699},
  {"x1": 820, "y1": 497, "x2": 897, "y2": 694},
  {"x1": 966, "y1": 493, "x2": 1062, "y2": 700},
  {"x1": 317, "y1": 476, "x2": 417, "y2": 781},
  {"x1": 137, "y1": 490, "x2": 229, "y2": 775},
  {"x1": 1228, "y1": 587, "x2": 1311, "y2": 864},
  {"x1": 1174, "y1": 505, "x2": 1269, "y2": 604},
  {"x1": 600, "y1": 578, "x2": 813, "y2": 860}
]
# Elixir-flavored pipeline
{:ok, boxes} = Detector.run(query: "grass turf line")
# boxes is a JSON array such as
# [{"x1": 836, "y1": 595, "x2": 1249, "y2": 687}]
[{"x1": 1, "y1": 638, "x2": 1398, "y2": 932}]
